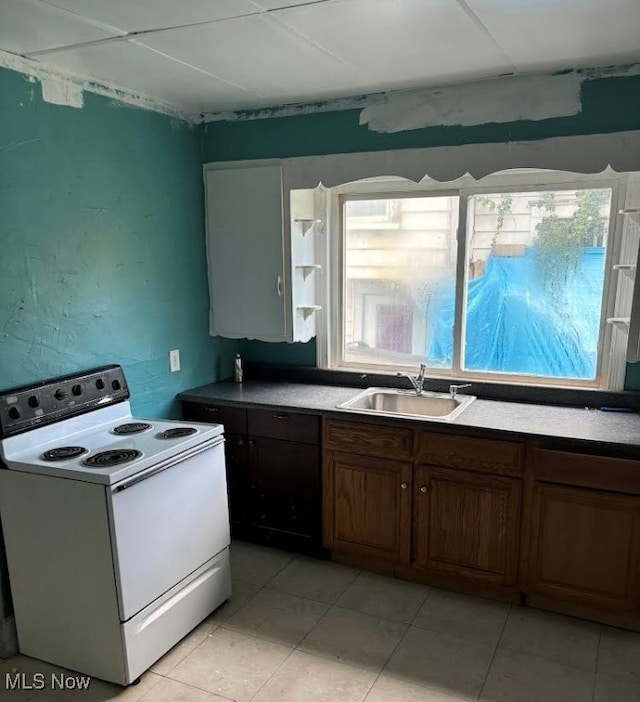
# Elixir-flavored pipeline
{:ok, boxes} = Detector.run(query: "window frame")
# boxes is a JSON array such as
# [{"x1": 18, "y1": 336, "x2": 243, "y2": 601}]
[{"x1": 322, "y1": 171, "x2": 628, "y2": 390}]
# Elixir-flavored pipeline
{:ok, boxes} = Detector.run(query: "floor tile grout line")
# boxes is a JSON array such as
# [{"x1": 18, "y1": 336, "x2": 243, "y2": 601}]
[
  {"x1": 407, "y1": 584, "x2": 434, "y2": 627},
  {"x1": 476, "y1": 603, "x2": 512, "y2": 701},
  {"x1": 246, "y1": 643, "x2": 299, "y2": 702},
  {"x1": 361, "y1": 620, "x2": 412, "y2": 702},
  {"x1": 591, "y1": 626, "x2": 602, "y2": 702}
]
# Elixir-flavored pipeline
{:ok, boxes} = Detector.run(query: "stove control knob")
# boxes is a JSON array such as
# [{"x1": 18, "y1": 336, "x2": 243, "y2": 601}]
[
  {"x1": 112, "y1": 379, "x2": 121, "y2": 391},
  {"x1": 54, "y1": 388, "x2": 67, "y2": 401},
  {"x1": 72, "y1": 384, "x2": 82, "y2": 396}
]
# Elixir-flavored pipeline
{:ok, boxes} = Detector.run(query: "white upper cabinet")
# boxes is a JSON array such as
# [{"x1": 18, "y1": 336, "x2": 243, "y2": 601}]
[
  {"x1": 205, "y1": 163, "x2": 287, "y2": 341},
  {"x1": 204, "y1": 162, "x2": 325, "y2": 343}
]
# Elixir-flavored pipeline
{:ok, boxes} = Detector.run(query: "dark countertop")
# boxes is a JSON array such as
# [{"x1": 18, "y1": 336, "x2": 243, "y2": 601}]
[{"x1": 179, "y1": 381, "x2": 640, "y2": 449}]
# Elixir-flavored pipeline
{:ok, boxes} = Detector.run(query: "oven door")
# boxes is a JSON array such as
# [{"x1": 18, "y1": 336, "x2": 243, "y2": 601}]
[{"x1": 108, "y1": 437, "x2": 230, "y2": 621}]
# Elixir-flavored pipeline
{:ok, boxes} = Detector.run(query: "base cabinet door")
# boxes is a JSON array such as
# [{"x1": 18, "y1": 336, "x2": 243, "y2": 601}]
[
  {"x1": 413, "y1": 465, "x2": 522, "y2": 586},
  {"x1": 249, "y1": 437, "x2": 321, "y2": 546},
  {"x1": 323, "y1": 451, "x2": 412, "y2": 563},
  {"x1": 527, "y1": 483, "x2": 640, "y2": 613}
]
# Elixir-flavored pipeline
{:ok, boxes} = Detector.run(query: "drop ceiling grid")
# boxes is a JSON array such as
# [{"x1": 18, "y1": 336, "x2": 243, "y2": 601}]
[
  {"x1": 135, "y1": 12, "x2": 370, "y2": 106},
  {"x1": 28, "y1": 39, "x2": 267, "y2": 112},
  {"x1": 0, "y1": 0, "x2": 124, "y2": 55},
  {"x1": 1, "y1": 0, "x2": 639, "y2": 115},
  {"x1": 267, "y1": 0, "x2": 514, "y2": 91},
  {"x1": 463, "y1": 0, "x2": 640, "y2": 69}
]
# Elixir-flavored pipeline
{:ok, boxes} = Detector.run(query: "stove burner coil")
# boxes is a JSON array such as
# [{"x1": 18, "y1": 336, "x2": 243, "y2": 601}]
[
  {"x1": 157, "y1": 427, "x2": 198, "y2": 439},
  {"x1": 84, "y1": 449, "x2": 142, "y2": 468},
  {"x1": 112, "y1": 422, "x2": 152, "y2": 435},
  {"x1": 41, "y1": 446, "x2": 87, "y2": 461}
]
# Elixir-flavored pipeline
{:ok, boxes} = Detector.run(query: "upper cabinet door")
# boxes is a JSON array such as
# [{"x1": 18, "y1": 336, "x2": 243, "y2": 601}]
[{"x1": 205, "y1": 164, "x2": 286, "y2": 341}]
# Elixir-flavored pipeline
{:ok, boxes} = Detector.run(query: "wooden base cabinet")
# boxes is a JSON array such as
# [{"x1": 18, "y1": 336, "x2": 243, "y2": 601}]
[
  {"x1": 526, "y1": 482, "x2": 640, "y2": 615},
  {"x1": 413, "y1": 465, "x2": 522, "y2": 587},
  {"x1": 323, "y1": 451, "x2": 412, "y2": 564},
  {"x1": 182, "y1": 401, "x2": 323, "y2": 554}
]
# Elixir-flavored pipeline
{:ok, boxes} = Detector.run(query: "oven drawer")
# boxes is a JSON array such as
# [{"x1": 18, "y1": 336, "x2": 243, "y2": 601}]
[
  {"x1": 122, "y1": 549, "x2": 231, "y2": 684},
  {"x1": 109, "y1": 439, "x2": 230, "y2": 621}
]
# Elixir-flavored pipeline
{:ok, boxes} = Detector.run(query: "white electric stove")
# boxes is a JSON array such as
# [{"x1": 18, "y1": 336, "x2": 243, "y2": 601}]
[{"x1": 0, "y1": 365, "x2": 231, "y2": 685}]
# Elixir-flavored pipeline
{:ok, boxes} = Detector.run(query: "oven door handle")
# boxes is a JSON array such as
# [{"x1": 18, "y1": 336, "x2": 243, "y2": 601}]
[{"x1": 112, "y1": 436, "x2": 225, "y2": 492}]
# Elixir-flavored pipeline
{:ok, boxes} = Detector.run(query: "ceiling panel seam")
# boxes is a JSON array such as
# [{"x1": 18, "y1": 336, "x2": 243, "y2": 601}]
[
  {"x1": 37, "y1": 0, "x2": 127, "y2": 36},
  {"x1": 451, "y1": 0, "x2": 517, "y2": 72},
  {"x1": 266, "y1": 11, "x2": 370, "y2": 79},
  {"x1": 132, "y1": 41, "x2": 266, "y2": 97}
]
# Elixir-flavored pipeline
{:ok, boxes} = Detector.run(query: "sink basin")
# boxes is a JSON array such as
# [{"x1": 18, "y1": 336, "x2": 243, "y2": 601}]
[{"x1": 337, "y1": 387, "x2": 475, "y2": 422}]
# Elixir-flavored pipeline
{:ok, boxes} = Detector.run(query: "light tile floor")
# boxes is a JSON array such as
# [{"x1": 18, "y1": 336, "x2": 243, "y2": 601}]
[{"x1": 4, "y1": 540, "x2": 640, "y2": 701}]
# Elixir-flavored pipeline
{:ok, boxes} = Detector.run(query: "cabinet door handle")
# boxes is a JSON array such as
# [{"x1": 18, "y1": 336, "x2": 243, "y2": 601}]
[
  {"x1": 420, "y1": 485, "x2": 428, "y2": 493},
  {"x1": 248, "y1": 440, "x2": 256, "y2": 447},
  {"x1": 400, "y1": 482, "x2": 408, "y2": 490},
  {"x1": 237, "y1": 439, "x2": 244, "y2": 446},
  {"x1": 277, "y1": 275, "x2": 283, "y2": 297}
]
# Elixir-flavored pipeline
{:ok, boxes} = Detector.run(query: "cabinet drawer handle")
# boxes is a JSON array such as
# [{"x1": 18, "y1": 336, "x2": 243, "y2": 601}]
[
  {"x1": 420, "y1": 485, "x2": 428, "y2": 493},
  {"x1": 205, "y1": 407, "x2": 219, "y2": 413},
  {"x1": 274, "y1": 414, "x2": 290, "y2": 420},
  {"x1": 400, "y1": 482, "x2": 408, "y2": 490}
]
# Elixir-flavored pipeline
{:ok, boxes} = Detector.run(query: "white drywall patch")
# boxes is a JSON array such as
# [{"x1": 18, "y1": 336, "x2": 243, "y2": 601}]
[
  {"x1": 359, "y1": 74, "x2": 583, "y2": 133},
  {"x1": 40, "y1": 76, "x2": 84, "y2": 108}
]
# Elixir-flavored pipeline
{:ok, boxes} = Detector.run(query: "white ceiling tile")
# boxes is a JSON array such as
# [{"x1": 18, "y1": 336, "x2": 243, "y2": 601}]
[
  {"x1": 465, "y1": 0, "x2": 640, "y2": 69},
  {"x1": 138, "y1": 14, "x2": 366, "y2": 105},
  {"x1": 272, "y1": 0, "x2": 512, "y2": 90},
  {"x1": 34, "y1": 40, "x2": 262, "y2": 112},
  {"x1": 40, "y1": 0, "x2": 262, "y2": 33},
  {"x1": 0, "y1": 0, "x2": 122, "y2": 54}
]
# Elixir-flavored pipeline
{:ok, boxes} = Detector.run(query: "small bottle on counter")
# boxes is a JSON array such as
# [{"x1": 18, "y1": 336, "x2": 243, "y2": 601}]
[{"x1": 234, "y1": 354, "x2": 243, "y2": 383}]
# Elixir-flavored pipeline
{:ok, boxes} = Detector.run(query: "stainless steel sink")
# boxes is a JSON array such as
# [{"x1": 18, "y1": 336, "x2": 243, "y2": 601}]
[{"x1": 337, "y1": 387, "x2": 475, "y2": 422}]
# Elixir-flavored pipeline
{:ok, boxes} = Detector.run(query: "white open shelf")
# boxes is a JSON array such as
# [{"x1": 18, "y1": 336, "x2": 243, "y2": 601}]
[
  {"x1": 613, "y1": 263, "x2": 636, "y2": 280},
  {"x1": 296, "y1": 305, "x2": 322, "y2": 320},
  {"x1": 295, "y1": 264, "x2": 322, "y2": 280},
  {"x1": 293, "y1": 218, "x2": 322, "y2": 236},
  {"x1": 620, "y1": 209, "x2": 640, "y2": 229},
  {"x1": 607, "y1": 317, "x2": 631, "y2": 327}
]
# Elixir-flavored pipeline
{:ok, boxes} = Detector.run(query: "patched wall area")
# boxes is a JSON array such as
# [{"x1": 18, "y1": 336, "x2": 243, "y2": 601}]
[{"x1": 0, "y1": 65, "x2": 237, "y2": 418}]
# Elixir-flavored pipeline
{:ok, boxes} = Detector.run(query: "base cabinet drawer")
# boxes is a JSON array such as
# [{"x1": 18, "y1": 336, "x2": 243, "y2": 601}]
[
  {"x1": 324, "y1": 419, "x2": 414, "y2": 461},
  {"x1": 248, "y1": 409, "x2": 319, "y2": 445}
]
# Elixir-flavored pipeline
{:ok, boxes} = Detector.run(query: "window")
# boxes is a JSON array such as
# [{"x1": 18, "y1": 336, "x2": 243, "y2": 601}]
[{"x1": 325, "y1": 172, "x2": 629, "y2": 389}]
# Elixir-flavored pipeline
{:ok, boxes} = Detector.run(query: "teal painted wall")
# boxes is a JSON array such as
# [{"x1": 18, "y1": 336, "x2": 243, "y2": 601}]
[
  {"x1": 203, "y1": 70, "x2": 640, "y2": 390},
  {"x1": 240, "y1": 339, "x2": 316, "y2": 368},
  {"x1": 203, "y1": 74, "x2": 640, "y2": 162},
  {"x1": 0, "y1": 66, "x2": 238, "y2": 418}
]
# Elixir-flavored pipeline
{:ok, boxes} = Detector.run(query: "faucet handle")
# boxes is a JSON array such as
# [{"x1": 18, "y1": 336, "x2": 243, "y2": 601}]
[{"x1": 449, "y1": 383, "x2": 472, "y2": 398}]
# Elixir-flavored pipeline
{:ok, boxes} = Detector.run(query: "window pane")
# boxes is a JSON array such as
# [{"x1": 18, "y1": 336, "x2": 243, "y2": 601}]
[
  {"x1": 343, "y1": 196, "x2": 459, "y2": 368},
  {"x1": 463, "y1": 188, "x2": 612, "y2": 380}
]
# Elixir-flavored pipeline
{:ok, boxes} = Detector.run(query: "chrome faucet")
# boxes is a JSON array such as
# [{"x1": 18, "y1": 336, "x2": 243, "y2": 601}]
[
  {"x1": 397, "y1": 364, "x2": 427, "y2": 395},
  {"x1": 449, "y1": 383, "x2": 472, "y2": 399}
]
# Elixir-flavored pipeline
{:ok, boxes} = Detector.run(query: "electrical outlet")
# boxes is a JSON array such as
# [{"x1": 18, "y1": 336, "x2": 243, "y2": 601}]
[{"x1": 169, "y1": 349, "x2": 180, "y2": 373}]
